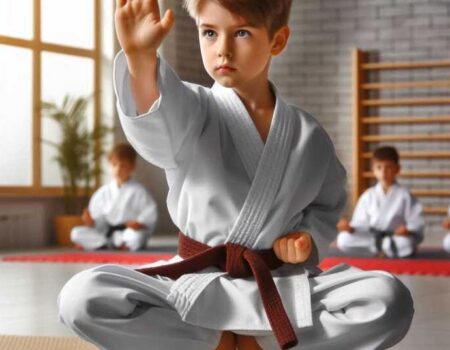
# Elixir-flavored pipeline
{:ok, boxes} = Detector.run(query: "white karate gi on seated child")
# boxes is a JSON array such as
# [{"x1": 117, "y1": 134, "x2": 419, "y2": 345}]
[
  {"x1": 337, "y1": 146, "x2": 424, "y2": 258},
  {"x1": 58, "y1": 1, "x2": 414, "y2": 350},
  {"x1": 442, "y1": 206, "x2": 450, "y2": 253},
  {"x1": 71, "y1": 143, "x2": 158, "y2": 251}
]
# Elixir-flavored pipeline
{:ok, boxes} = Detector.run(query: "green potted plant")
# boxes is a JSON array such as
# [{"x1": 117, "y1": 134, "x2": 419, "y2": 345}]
[{"x1": 41, "y1": 94, "x2": 112, "y2": 246}]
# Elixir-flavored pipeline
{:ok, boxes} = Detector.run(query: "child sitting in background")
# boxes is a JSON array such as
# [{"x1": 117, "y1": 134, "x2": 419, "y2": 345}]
[
  {"x1": 71, "y1": 143, "x2": 158, "y2": 251},
  {"x1": 337, "y1": 146, "x2": 424, "y2": 258},
  {"x1": 442, "y1": 207, "x2": 450, "y2": 253}
]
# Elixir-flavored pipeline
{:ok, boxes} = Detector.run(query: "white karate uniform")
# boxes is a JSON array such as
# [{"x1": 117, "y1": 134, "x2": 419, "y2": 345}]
[
  {"x1": 58, "y1": 52, "x2": 414, "y2": 349},
  {"x1": 443, "y1": 205, "x2": 450, "y2": 253},
  {"x1": 71, "y1": 179, "x2": 158, "y2": 251},
  {"x1": 337, "y1": 182, "x2": 424, "y2": 258}
]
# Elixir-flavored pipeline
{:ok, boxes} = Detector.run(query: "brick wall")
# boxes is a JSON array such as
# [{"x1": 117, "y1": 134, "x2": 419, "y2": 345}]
[{"x1": 275, "y1": 0, "x2": 450, "y2": 243}]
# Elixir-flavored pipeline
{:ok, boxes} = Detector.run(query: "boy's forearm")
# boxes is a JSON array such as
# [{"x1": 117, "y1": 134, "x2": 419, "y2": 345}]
[{"x1": 125, "y1": 52, "x2": 160, "y2": 114}]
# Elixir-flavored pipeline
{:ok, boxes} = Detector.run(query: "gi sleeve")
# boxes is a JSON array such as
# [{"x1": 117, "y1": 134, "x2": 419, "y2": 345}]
[
  {"x1": 404, "y1": 192, "x2": 425, "y2": 240},
  {"x1": 349, "y1": 190, "x2": 372, "y2": 233},
  {"x1": 88, "y1": 186, "x2": 108, "y2": 227},
  {"x1": 136, "y1": 189, "x2": 159, "y2": 234},
  {"x1": 113, "y1": 50, "x2": 208, "y2": 169},
  {"x1": 295, "y1": 154, "x2": 348, "y2": 261}
]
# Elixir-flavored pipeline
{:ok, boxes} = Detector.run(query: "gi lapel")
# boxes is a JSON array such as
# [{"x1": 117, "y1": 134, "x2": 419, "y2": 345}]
[
  {"x1": 212, "y1": 84, "x2": 295, "y2": 248},
  {"x1": 372, "y1": 183, "x2": 397, "y2": 230},
  {"x1": 212, "y1": 83, "x2": 264, "y2": 180}
]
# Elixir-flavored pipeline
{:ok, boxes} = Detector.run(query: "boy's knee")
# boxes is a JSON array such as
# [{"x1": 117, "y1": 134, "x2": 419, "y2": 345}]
[
  {"x1": 443, "y1": 233, "x2": 450, "y2": 253},
  {"x1": 58, "y1": 268, "x2": 101, "y2": 329},
  {"x1": 336, "y1": 232, "x2": 352, "y2": 251},
  {"x1": 370, "y1": 272, "x2": 414, "y2": 329},
  {"x1": 123, "y1": 228, "x2": 147, "y2": 251},
  {"x1": 70, "y1": 226, "x2": 84, "y2": 243},
  {"x1": 382, "y1": 236, "x2": 414, "y2": 258}
]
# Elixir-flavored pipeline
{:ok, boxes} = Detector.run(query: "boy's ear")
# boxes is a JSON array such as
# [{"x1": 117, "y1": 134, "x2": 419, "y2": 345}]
[{"x1": 271, "y1": 26, "x2": 290, "y2": 56}]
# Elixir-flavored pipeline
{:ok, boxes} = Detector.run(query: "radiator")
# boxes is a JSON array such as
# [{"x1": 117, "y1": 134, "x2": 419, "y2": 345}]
[{"x1": 0, "y1": 205, "x2": 46, "y2": 249}]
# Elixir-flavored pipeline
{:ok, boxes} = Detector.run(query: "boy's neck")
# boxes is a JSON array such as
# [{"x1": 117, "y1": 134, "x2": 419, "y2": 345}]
[
  {"x1": 380, "y1": 180, "x2": 396, "y2": 193},
  {"x1": 116, "y1": 176, "x2": 131, "y2": 187},
  {"x1": 235, "y1": 79, "x2": 275, "y2": 143},
  {"x1": 233, "y1": 68, "x2": 275, "y2": 117}
]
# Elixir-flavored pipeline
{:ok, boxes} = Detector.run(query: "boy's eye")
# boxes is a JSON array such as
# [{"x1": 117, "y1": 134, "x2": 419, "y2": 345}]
[
  {"x1": 202, "y1": 29, "x2": 217, "y2": 38},
  {"x1": 235, "y1": 30, "x2": 250, "y2": 38}
]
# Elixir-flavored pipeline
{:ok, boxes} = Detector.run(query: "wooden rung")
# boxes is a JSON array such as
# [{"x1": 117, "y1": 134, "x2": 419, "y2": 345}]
[
  {"x1": 41, "y1": 42, "x2": 95, "y2": 59},
  {"x1": 362, "y1": 80, "x2": 450, "y2": 90},
  {"x1": 362, "y1": 97, "x2": 450, "y2": 106},
  {"x1": 363, "y1": 151, "x2": 450, "y2": 159},
  {"x1": 362, "y1": 60, "x2": 450, "y2": 70},
  {"x1": 0, "y1": 35, "x2": 33, "y2": 49},
  {"x1": 363, "y1": 171, "x2": 450, "y2": 178},
  {"x1": 424, "y1": 207, "x2": 448, "y2": 215},
  {"x1": 362, "y1": 133, "x2": 450, "y2": 142},
  {"x1": 362, "y1": 116, "x2": 450, "y2": 124},
  {"x1": 411, "y1": 189, "x2": 450, "y2": 197}
]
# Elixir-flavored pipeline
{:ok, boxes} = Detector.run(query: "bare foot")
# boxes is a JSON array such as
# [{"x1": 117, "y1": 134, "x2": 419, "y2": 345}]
[
  {"x1": 236, "y1": 335, "x2": 262, "y2": 350},
  {"x1": 215, "y1": 331, "x2": 236, "y2": 350}
]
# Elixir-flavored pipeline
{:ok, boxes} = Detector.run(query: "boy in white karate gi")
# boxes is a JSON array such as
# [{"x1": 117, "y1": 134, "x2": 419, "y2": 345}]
[
  {"x1": 58, "y1": 1, "x2": 414, "y2": 349},
  {"x1": 337, "y1": 146, "x2": 424, "y2": 258},
  {"x1": 71, "y1": 143, "x2": 158, "y2": 251},
  {"x1": 442, "y1": 207, "x2": 450, "y2": 253}
]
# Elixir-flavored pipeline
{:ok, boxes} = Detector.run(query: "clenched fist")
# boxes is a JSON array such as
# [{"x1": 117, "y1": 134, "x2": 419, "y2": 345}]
[
  {"x1": 127, "y1": 220, "x2": 146, "y2": 230},
  {"x1": 336, "y1": 217, "x2": 352, "y2": 233},
  {"x1": 273, "y1": 232, "x2": 312, "y2": 264},
  {"x1": 394, "y1": 225, "x2": 409, "y2": 236},
  {"x1": 442, "y1": 218, "x2": 450, "y2": 230}
]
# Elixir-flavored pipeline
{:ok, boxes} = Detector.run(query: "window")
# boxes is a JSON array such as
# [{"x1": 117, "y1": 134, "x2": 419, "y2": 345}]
[{"x1": 0, "y1": 0, "x2": 114, "y2": 196}]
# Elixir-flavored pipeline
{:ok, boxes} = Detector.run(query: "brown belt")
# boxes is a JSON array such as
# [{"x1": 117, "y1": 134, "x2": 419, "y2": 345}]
[{"x1": 136, "y1": 232, "x2": 298, "y2": 350}]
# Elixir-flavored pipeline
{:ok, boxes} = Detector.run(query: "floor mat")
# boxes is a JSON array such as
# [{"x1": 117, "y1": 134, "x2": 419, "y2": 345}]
[
  {"x1": 2, "y1": 250, "x2": 450, "y2": 276},
  {"x1": 327, "y1": 246, "x2": 450, "y2": 259},
  {"x1": 1, "y1": 251, "x2": 174, "y2": 265},
  {"x1": 0, "y1": 335, "x2": 97, "y2": 350},
  {"x1": 320, "y1": 256, "x2": 450, "y2": 276}
]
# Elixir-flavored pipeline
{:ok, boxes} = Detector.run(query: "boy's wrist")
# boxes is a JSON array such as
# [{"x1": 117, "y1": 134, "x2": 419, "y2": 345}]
[{"x1": 125, "y1": 51, "x2": 158, "y2": 77}]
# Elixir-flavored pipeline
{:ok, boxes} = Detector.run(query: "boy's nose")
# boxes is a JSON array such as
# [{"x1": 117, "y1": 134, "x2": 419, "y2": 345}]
[
  {"x1": 218, "y1": 51, "x2": 232, "y2": 58},
  {"x1": 217, "y1": 37, "x2": 233, "y2": 59}
]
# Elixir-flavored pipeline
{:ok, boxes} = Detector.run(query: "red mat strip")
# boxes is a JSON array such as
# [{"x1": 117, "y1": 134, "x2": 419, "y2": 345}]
[
  {"x1": 320, "y1": 257, "x2": 450, "y2": 276},
  {"x1": 3, "y1": 253, "x2": 450, "y2": 276},
  {"x1": 2, "y1": 252, "x2": 173, "y2": 265}
]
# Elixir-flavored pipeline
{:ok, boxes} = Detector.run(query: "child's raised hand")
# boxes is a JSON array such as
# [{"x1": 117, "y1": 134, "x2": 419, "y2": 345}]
[
  {"x1": 394, "y1": 225, "x2": 409, "y2": 236},
  {"x1": 115, "y1": 0, "x2": 174, "y2": 56},
  {"x1": 273, "y1": 232, "x2": 312, "y2": 264}
]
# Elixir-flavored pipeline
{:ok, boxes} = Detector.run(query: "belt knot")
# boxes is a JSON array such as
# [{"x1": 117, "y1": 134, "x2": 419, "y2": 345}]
[{"x1": 225, "y1": 243, "x2": 251, "y2": 278}]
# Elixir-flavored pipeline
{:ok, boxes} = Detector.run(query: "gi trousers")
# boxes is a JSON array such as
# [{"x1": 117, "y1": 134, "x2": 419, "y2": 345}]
[{"x1": 58, "y1": 263, "x2": 413, "y2": 350}]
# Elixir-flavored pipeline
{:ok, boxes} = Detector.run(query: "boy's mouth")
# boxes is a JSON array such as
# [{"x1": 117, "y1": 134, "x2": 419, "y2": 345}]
[{"x1": 216, "y1": 65, "x2": 236, "y2": 74}]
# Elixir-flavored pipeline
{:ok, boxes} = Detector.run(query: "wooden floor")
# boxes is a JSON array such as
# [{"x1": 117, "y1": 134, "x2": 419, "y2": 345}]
[{"x1": 0, "y1": 246, "x2": 449, "y2": 349}]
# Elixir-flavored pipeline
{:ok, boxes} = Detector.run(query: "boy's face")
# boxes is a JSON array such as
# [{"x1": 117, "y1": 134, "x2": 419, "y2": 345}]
[
  {"x1": 196, "y1": 1, "x2": 288, "y2": 89},
  {"x1": 109, "y1": 156, "x2": 135, "y2": 184},
  {"x1": 371, "y1": 159, "x2": 400, "y2": 186}
]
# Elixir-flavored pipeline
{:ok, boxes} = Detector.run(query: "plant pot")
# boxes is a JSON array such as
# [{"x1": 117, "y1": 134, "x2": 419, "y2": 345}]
[{"x1": 54, "y1": 215, "x2": 83, "y2": 247}]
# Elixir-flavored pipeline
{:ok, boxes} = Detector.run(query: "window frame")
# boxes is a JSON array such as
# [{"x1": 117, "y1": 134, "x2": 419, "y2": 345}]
[{"x1": 0, "y1": 0, "x2": 103, "y2": 197}]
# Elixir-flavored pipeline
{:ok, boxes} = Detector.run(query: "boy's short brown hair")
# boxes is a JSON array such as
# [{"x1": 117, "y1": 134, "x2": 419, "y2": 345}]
[
  {"x1": 372, "y1": 146, "x2": 400, "y2": 165},
  {"x1": 183, "y1": 0, "x2": 293, "y2": 37},
  {"x1": 108, "y1": 143, "x2": 137, "y2": 164}
]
